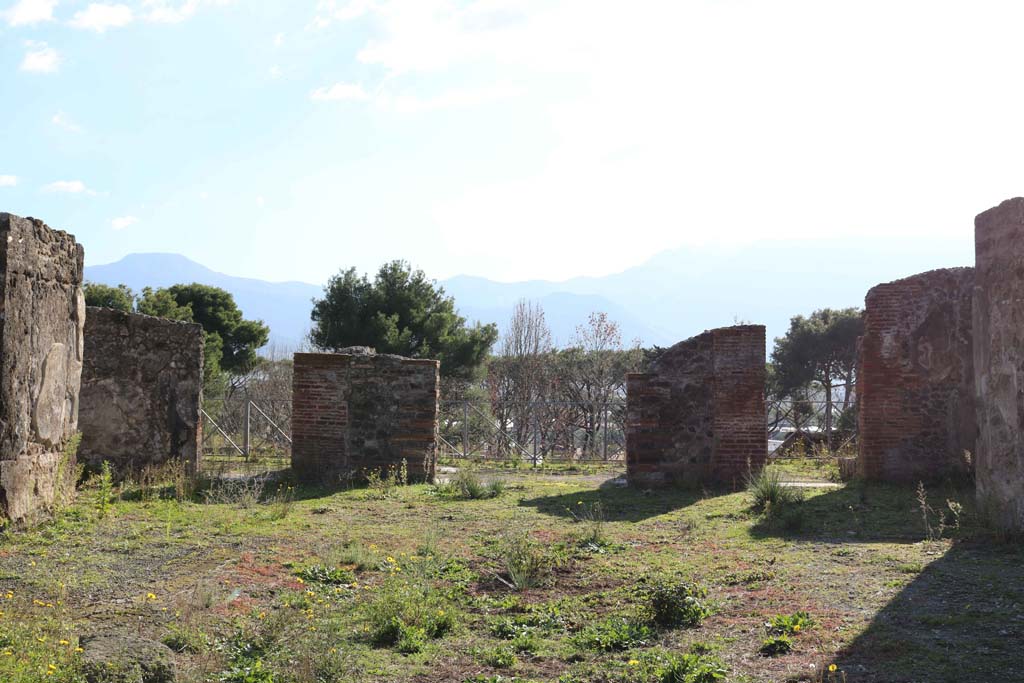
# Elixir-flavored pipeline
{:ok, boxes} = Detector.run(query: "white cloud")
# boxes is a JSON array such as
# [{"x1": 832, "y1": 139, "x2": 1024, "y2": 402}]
[
  {"x1": 43, "y1": 180, "x2": 88, "y2": 193},
  {"x1": 310, "y1": 82, "x2": 369, "y2": 102},
  {"x1": 69, "y1": 3, "x2": 133, "y2": 31},
  {"x1": 51, "y1": 112, "x2": 82, "y2": 132},
  {"x1": 111, "y1": 215, "x2": 137, "y2": 230},
  {"x1": 268, "y1": 64, "x2": 282, "y2": 79},
  {"x1": 143, "y1": 0, "x2": 231, "y2": 24},
  {"x1": 2, "y1": 0, "x2": 56, "y2": 26},
  {"x1": 0, "y1": 175, "x2": 18, "y2": 187},
  {"x1": 255, "y1": 196, "x2": 265, "y2": 208},
  {"x1": 20, "y1": 41, "x2": 60, "y2": 73},
  {"x1": 312, "y1": 0, "x2": 378, "y2": 28}
]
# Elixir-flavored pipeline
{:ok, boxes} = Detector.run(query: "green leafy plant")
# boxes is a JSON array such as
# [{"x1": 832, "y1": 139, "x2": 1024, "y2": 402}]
[
  {"x1": 438, "y1": 469, "x2": 506, "y2": 500},
  {"x1": 296, "y1": 564, "x2": 354, "y2": 586},
  {"x1": 568, "y1": 500, "x2": 607, "y2": 547},
  {"x1": 499, "y1": 530, "x2": 550, "y2": 590},
  {"x1": 361, "y1": 575, "x2": 456, "y2": 651},
  {"x1": 758, "y1": 634, "x2": 793, "y2": 657},
  {"x1": 475, "y1": 644, "x2": 517, "y2": 668},
  {"x1": 571, "y1": 616, "x2": 653, "y2": 652},
  {"x1": 636, "y1": 576, "x2": 711, "y2": 628},
  {"x1": 659, "y1": 652, "x2": 728, "y2": 683},
  {"x1": 765, "y1": 611, "x2": 814, "y2": 636},
  {"x1": 95, "y1": 461, "x2": 114, "y2": 518}
]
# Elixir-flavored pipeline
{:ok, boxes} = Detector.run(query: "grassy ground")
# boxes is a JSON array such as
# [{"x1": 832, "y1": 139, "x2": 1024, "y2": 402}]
[{"x1": 0, "y1": 464, "x2": 1020, "y2": 683}]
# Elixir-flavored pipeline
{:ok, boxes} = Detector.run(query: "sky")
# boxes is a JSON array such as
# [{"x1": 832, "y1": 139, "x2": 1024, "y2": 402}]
[{"x1": 2, "y1": 0, "x2": 1024, "y2": 285}]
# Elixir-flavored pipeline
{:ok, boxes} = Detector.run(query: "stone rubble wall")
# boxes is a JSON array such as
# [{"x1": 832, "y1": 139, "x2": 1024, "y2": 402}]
[
  {"x1": 291, "y1": 349, "x2": 439, "y2": 484},
  {"x1": 973, "y1": 198, "x2": 1024, "y2": 532},
  {"x1": 626, "y1": 325, "x2": 766, "y2": 486},
  {"x1": 0, "y1": 213, "x2": 85, "y2": 525},
  {"x1": 857, "y1": 268, "x2": 976, "y2": 482},
  {"x1": 78, "y1": 306, "x2": 204, "y2": 476}
]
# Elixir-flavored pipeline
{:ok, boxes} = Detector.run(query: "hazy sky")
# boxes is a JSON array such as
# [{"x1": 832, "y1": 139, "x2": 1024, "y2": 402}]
[{"x1": 1, "y1": 0, "x2": 1021, "y2": 284}]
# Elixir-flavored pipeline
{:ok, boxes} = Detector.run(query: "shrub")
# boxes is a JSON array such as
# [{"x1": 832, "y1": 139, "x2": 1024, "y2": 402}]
[
  {"x1": 499, "y1": 530, "x2": 550, "y2": 590},
  {"x1": 758, "y1": 635, "x2": 793, "y2": 657},
  {"x1": 636, "y1": 577, "x2": 711, "y2": 628},
  {"x1": 571, "y1": 616, "x2": 653, "y2": 652},
  {"x1": 747, "y1": 466, "x2": 803, "y2": 512}
]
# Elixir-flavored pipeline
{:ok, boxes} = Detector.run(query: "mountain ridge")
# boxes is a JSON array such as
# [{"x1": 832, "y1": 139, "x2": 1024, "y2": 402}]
[{"x1": 85, "y1": 233, "x2": 974, "y2": 352}]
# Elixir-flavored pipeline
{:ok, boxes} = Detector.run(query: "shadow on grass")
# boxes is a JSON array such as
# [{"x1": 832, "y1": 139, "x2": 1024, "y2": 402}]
[
  {"x1": 517, "y1": 478, "x2": 718, "y2": 523},
  {"x1": 835, "y1": 538, "x2": 1024, "y2": 682},
  {"x1": 748, "y1": 481, "x2": 978, "y2": 545}
]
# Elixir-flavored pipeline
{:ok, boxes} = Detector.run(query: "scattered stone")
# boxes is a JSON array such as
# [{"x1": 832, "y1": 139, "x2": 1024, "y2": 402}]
[{"x1": 80, "y1": 632, "x2": 175, "y2": 683}]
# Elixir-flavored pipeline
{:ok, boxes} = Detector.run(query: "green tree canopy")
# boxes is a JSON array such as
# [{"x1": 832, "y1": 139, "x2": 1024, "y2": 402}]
[
  {"x1": 137, "y1": 284, "x2": 269, "y2": 377},
  {"x1": 310, "y1": 260, "x2": 498, "y2": 379},
  {"x1": 771, "y1": 307, "x2": 863, "y2": 447},
  {"x1": 83, "y1": 283, "x2": 135, "y2": 312}
]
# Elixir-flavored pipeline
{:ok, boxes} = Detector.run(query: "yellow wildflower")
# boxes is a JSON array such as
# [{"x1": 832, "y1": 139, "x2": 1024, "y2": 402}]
[
  {"x1": 59, "y1": 640, "x2": 69, "y2": 646},
  {"x1": 793, "y1": 624, "x2": 801, "y2": 632},
  {"x1": 628, "y1": 659, "x2": 640, "y2": 666}
]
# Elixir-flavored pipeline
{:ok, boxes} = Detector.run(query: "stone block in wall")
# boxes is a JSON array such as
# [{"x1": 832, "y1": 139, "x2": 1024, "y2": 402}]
[
  {"x1": 974, "y1": 198, "x2": 1024, "y2": 533},
  {"x1": 78, "y1": 307, "x2": 204, "y2": 476},
  {"x1": 0, "y1": 213, "x2": 85, "y2": 525},
  {"x1": 857, "y1": 268, "x2": 976, "y2": 482},
  {"x1": 291, "y1": 348, "x2": 439, "y2": 484},
  {"x1": 626, "y1": 325, "x2": 766, "y2": 486}
]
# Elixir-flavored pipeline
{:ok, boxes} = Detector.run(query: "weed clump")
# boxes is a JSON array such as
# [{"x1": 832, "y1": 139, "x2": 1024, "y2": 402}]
[
  {"x1": 498, "y1": 530, "x2": 550, "y2": 590},
  {"x1": 571, "y1": 616, "x2": 653, "y2": 652},
  {"x1": 747, "y1": 466, "x2": 804, "y2": 512},
  {"x1": 437, "y1": 469, "x2": 505, "y2": 500},
  {"x1": 361, "y1": 576, "x2": 456, "y2": 652},
  {"x1": 636, "y1": 576, "x2": 711, "y2": 628},
  {"x1": 758, "y1": 634, "x2": 793, "y2": 657}
]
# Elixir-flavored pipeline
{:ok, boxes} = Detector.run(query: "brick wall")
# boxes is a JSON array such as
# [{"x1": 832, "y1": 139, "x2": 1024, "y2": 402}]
[
  {"x1": 973, "y1": 198, "x2": 1024, "y2": 532},
  {"x1": 78, "y1": 307, "x2": 204, "y2": 476},
  {"x1": 291, "y1": 349, "x2": 439, "y2": 484},
  {"x1": 0, "y1": 213, "x2": 84, "y2": 525},
  {"x1": 857, "y1": 268, "x2": 976, "y2": 482},
  {"x1": 626, "y1": 325, "x2": 766, "y2": 486}
]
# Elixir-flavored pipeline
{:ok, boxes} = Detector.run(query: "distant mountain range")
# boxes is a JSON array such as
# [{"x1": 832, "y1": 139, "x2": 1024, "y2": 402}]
[{"x1": 85, "y1": 233, "x2": 974, "y2": 352}]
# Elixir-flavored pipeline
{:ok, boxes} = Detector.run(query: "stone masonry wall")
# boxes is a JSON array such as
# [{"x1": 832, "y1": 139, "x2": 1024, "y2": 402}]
[
  {"x1": 78, "y1": 307, "x2": 204, "y2": 476},
  {"x1": 857, "y1": 268, "x2": 976, "y2": 482},
  {"x1": 0, "y1": 213, "x2": 85, "y2": 525},
  {"x1": 626, "y1": 325, "x2": 766, "y2": 486},
  {"x1": 291, "y1": 349, "x2": 439, "y2": 484},
  {"x1": 973, "y1": 198, "x2": 1024, "y2": 533}
]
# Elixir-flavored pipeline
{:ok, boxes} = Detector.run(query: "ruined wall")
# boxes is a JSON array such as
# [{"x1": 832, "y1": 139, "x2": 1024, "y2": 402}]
[
  {"x1": 0, "y1": 213, "x2": 85, "y2": 525},
  {"x1": 291, "y1": 349, "x2": 439, "y2": 484},
  {"x1": 626, "y1": 325, "x2": 766, "y2": 486},
  {"x1": 974, "y1": 198, "x2": 1024, "y2": 532},
  {"x1": 857, "y1": 268, "x2": 976, "y2": 482},
  {"x1": 78, "y1": 307, "x2": 204, "y2": 476}
]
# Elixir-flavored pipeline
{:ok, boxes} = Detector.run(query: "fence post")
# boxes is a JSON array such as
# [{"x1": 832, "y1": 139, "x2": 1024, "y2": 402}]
[
  {"x1": 462, "y1": 401, "x2": 470, "y2": 459},
  {"x1": 532, "y1": 409, "x2": 539, "y2": 468},
  {"x1": 602, "y1": 405, "x2": 608, "y2": 461},
  {"x1": 244, "y1": 400, "x2": 251, "y2": 460}
]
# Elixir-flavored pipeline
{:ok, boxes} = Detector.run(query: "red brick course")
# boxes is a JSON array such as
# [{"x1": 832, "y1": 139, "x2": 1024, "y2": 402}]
[
  {"x1": 291, "y1": 350, "x2": 439, "y2": 484},
  {"x1": 626, "y1": 325, "x2": 766, "y2": 487},
  {"x1": 857, "y1": 268, "x2": 975, "y2": 482}
]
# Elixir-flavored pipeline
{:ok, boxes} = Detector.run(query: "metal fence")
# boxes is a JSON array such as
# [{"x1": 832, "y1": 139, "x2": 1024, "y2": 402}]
[
  {"x1": 439, "y1": 399, "x2": 627, "y2": 464},
  {"x1": 201, "y1": 396, "x2": 292, "y2": 474}
]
